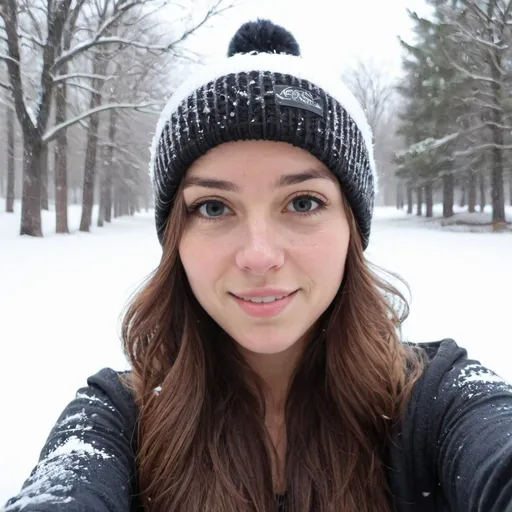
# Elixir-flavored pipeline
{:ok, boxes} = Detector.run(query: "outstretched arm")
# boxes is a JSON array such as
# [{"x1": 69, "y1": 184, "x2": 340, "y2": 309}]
[
  {"x1": 436, "y1": 357, "x2": 512, "y2": 511},
  {"x1": 4, "y1": 369, "x2": 138, "y2": 512}
]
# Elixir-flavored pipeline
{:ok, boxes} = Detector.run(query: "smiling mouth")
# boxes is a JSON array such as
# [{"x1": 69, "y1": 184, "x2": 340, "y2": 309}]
[
  {"x1": 230, "y1": 290, "x2": 298, "y2": 304},
  {"x1": 229, "y1": 290, "x2": 299, "y2": 318}
]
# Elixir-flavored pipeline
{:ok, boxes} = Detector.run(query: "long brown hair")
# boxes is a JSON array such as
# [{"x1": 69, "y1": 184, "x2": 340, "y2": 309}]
[{"x1": 121, "y1": 183, "x2": 426, "y2": 511}]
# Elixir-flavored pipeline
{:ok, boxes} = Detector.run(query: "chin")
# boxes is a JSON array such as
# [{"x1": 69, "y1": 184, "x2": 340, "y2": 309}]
[
  {"x1": 229, "y1": 327, "x2": 306, "y2": 355},
  {"x1": 242, "y1": 342, "x2": 295, "y2": 355}
]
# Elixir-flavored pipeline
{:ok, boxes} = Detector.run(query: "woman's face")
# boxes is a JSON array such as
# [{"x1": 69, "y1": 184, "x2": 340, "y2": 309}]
[{"x1": 179, "y1": 140, "x2": 350, "y2": 356}]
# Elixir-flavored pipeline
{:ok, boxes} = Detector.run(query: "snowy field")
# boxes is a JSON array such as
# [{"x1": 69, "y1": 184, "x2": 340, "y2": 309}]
[{"x1": 1, "y1": 199, "x2": 511, "y2": 505}]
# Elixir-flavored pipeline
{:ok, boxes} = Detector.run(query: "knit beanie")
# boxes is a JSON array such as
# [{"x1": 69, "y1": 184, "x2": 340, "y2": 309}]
[{"x1": 149, "y1": 19, "x2": 377, "y2": 249}]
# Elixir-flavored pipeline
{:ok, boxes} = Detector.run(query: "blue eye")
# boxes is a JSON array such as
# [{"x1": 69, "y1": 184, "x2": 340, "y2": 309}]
[
  {"x1": 197, "y1": 200, "x2": 232, "y2": 218},
  {"x1": 286, "y1": 195, "x2": 324, "y2": 213}
]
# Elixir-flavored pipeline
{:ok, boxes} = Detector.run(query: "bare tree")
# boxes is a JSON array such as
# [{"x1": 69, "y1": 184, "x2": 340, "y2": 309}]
[
  {"x1": 345, "y1": 60, "x2": 399, "y2": 206},
  {"x1": 345, "y1": 60, "x2": 394, "y2": 136},
  {"x1": 79, "y1": 54, "x2": 107, "y2": 232},
  {"x1": 0, "y1": 0, "x2": 238, "y2": 237}
]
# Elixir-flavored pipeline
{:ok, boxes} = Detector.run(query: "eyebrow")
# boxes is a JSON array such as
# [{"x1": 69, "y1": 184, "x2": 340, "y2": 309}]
[
  {"x1": 183, "y1": 167, "x2": 336, "y2": 192},
  {"x1": 183, "y1": 176, "x2": 239, "y2": 192},
  {"x1": 276, "y1": 167, "x2": 337, "y2": 187}
]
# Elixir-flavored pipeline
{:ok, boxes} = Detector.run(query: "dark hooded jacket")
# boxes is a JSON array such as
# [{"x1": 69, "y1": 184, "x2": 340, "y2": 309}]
[{"x1": 4, "y1": 339, "x2": 512, "y2": 512}]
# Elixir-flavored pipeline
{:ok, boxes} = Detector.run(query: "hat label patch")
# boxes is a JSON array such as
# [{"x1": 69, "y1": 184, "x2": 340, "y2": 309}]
[{"x1": 273, "y1": 85, "x2": 324, "y2": 117}]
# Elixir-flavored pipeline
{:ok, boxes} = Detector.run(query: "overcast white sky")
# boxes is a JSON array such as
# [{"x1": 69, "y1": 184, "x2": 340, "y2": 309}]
[{"x1": 185, "y1": 0, "x2": 432, "y2": 80}]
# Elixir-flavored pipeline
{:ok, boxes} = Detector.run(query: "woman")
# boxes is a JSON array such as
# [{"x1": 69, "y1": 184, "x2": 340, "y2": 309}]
[{"x1": 5, "y1": 19, "x2": 512, "y2": 512}]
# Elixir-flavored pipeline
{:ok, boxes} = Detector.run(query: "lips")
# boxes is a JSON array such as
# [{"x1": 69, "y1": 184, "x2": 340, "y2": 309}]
[
  {"x1": 229, "y1": 289, "x2": 298, "y2": 318},
  {"x1": 232, "y1": 291, "x2": 294, "y2": 304}
]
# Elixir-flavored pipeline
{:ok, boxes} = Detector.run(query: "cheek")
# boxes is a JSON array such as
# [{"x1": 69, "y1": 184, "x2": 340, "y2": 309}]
[
  {"x1": 179, "y1": 232, "x2": 228, "y2": 286},
  {"x1": 294, "y1": 225, "x2": 349, "y2": 284}
]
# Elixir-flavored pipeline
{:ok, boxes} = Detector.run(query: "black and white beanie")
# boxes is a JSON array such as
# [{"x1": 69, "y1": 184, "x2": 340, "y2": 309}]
[{"x1": 149, "y1": 19, "x2": 377, "y2": 249}]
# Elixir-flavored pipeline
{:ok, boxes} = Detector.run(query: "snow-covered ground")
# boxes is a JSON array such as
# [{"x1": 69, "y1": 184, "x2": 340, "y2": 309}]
[
  {"x1": 1, "y1": 200, "x2": 511, "y2": 506},
  {"x1": 376, "y1": 202, "x2": 512, "y2": 229}
]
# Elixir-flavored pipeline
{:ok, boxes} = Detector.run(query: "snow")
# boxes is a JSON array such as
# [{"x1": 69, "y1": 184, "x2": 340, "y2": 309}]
[
  {"x1": 376, "y1": 203, "x2": 512, "y2": 232},
  {"x1": 47, "y1": 436, "x2": 112, "y2": 462},
  {"x1": 455, "y1": 363, "x2": 510, "y2": 386},
  {"x1": 2, "y1": 434, "x2": 110, "y2": 512},
  {"x1": 1, "y1": 199, "x2": 511, "y2": 506}
]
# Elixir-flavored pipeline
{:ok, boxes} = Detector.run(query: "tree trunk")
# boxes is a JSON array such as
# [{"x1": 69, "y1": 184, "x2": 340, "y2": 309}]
[
  {"x1": 479, "y1": 171, "x2": 486, "y2": 213},
  {"x1": 105, "y1": 164, "x2": 113, "y2": 222},
  {"x1": 98, "y1": 164, "x2": 105, "y2": 227},
  {"x1": 425, "y1": 181, "x2": 433, "y2": 218},
  {"x1": 509, "y1": 169, "x2": 512, "y2": 207},
  {"x1": 459, "y1": 178, "x2": 466, "y2": 208},
  {"x1": 73, "y1": 178, "x2": 79, "y2": 205},
  {"x1": 113, "y1": 171, "x2": 120, "y2": 218},
  {"x1": 121, "y1": 188, "x2": 129, "y2": 216},
  {"x1": 0, "y1": 148, "x2": 3, "y2": 198},
  {"x1": 407, "y1": 184, "x2": 413, "y2": 214},
  {"x1": 54, "y1": 76, "x2": 69, "y2": 233},
  {"x1": 467, "y1": 171, "x2": 476, "y2": 214},
  {"x1": 40, "y1": 143, "x2": 49, "y2": 211},
  {"x1": 79, "y1": 78, "x2": 102, "y2": 232},
  {"x1": 443, "y1": 173, "x2": 454, "y2": 218},
  {"x1": 104, "y1": 108, "x2": 117, "y2": 223},
  {"x1": 6, "y1": 107, "x2": 15, "y2": 213},
  {"x1": 490, "y1": 132, "x2": 506, "y2": 229},
  {"x1": 416, "y1": 186, "x2": 423, "y2": 216},
  {"x1": 489, "y1": 39, "x2": 506, "y2": 229},
  {"x1": 145, "y1": 183, "x2": 150, "y2": 212},
  {"x1": 21, "y1": 135, "x2": 43, "y2": 236},
  {"x1": 121, "y1": 190, "x2": 127, "y2": 216},
  {"x1": 396, "y1": 183, "x2": 404, "y2": 209}
]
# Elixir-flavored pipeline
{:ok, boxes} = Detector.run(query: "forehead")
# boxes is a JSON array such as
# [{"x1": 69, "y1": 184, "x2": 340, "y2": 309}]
[{"x1": 185, "y1": 140, "x2": 334, "y2": 185}]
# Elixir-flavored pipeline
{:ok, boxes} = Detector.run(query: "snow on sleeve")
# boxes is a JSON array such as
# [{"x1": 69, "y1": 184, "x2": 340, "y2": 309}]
[
  {"x1": 4, "y1": 436, "x2": 110, "y2": 511},
  {"x1": 3, "y1": 370, "x2": 136, "y2": 512},
  {"x1": 436, "y1": 356, "x2": 512, "y2": 511},
  {"x1": 452, "y1": 362, "x2": 512, "y2": 400}
]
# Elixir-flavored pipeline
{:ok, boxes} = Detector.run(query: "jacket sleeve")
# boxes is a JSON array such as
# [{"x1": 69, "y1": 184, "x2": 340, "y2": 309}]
[
  {"x1": 3, "y1": 369, "x2": 138, "y2": 512},
  {"x1": 431, "y1": 342, "x2": 512, "y2": 511}
]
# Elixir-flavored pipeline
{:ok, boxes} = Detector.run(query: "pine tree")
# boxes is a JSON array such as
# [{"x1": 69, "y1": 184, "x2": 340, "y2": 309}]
[
  {"x1": 396, "y1": 4, "x2": 462, "y2": 217},
  {"x1": 397, "y1": 0, "x2": 511, "y2": 228}
]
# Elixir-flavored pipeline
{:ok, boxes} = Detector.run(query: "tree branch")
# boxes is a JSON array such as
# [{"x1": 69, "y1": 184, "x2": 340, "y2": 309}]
[
  {"x1": 441, "y1": 45, "x2": 502, "y2": 85},
  {"x1": 454, "y1": 142, "x2": 512, "y2": 158},
  {"x1": 398, "y1": 119, "x2": 506, "y2": 159},
  {"x1": 18, "y1": 0, "x2": 46, "y2": 42},
  {"x1": 0, "y1": 81, "x2": 13, "y2": 91},
  {"x1": 52, "y1": 0, "x2": 237, "y2": 70},
  {"x1": 459, "y1": 96, "x2": 503, "y2": 112},
  {"x1": 51, "y1": 0, "x2": 144, "y2": 70},
  {"x1": 461, "y1": 0, "x2": 493, "y2": 26},
  {"x1": 64, "y1": 80, "x2": 104, "y2": 96},
  {"x1": 18, "y1": 29, "x2": 45, "y2": 48},
  {"x1": 0, "y1": 53, "x2": 20, "y2": 65},
  {"x1": 164, "y1": 0, "x2": 238, "y2": 49},
  {"x1": 42, "y1": 100, "x2": 163, "y2": 143},
  {"x1": 52, "y1": 72, "x2": 115, "y2": 83}
]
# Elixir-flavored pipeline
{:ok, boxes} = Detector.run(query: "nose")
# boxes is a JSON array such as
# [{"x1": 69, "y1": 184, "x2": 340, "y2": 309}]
[{"x1": 235, "y1": 221, "x2": 285, "y2": 275}]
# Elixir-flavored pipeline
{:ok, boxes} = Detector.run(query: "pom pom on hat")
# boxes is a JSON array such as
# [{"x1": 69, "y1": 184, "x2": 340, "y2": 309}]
[{"x1": 227, "y1": 19, "x2": 301, "y2": 57}]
